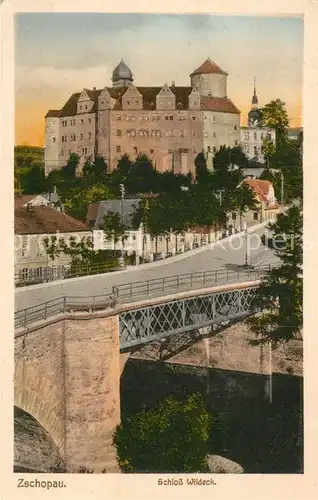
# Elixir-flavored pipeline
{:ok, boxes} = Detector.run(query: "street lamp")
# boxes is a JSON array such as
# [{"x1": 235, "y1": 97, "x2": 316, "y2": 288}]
[{"x1": 119, "y1": 183, "x2": 125, "y2": 267}]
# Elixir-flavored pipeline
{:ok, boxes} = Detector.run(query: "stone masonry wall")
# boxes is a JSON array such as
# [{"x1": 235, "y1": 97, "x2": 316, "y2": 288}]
[
  {"x1": 63, "y1": 316, "x2": 121, "y2": 472},
  {"x1": 14, "y1": 321, "x2": 66, "y2": 458}
]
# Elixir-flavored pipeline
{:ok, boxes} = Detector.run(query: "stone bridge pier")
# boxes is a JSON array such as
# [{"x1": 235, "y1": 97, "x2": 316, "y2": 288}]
[{"x1": 14, "y1": 314, "x2": 128, "y2": 473}]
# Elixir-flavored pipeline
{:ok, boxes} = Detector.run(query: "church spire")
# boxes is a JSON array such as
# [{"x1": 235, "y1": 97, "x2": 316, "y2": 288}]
[{"x1": 252, "y1": 77, "x2": 258, "y2": 109}]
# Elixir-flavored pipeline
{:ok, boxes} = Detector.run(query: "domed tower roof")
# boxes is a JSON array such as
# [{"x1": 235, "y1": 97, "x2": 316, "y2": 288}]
[{"x1": 112, "y1": 59, "x2": 133, "y2": 87}]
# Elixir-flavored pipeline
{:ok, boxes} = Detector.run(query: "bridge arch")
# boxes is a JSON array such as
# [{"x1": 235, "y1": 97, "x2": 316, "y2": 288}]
[
  {"x1": 14, "y1": 359, "x2": 65, "y2": 459},
  {"x1": 14, "y1": 406, "x2": 65, "y2": 473}
]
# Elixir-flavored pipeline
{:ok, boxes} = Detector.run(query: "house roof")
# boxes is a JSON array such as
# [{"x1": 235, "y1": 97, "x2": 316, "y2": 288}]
[
  {"x1": 87, "y1": 199, "x2": 141, "y2": 230},
  {"x1": 47, "y1": 83, "x2": 240, "y2": 117},
  {"x1": 201, "y1": 96, "x2": 240, "y2": 114},
  {"x1": 190, "y1": 58, "x2": 228, "y2": 77},
  {"x1": 15, "y1": 205, "x2": 90, "y2": 235},
  {"x1": 15, "y1": 195, "x2": 36, "y2": 210},
  {"x1": 242, "y1": 179, "x2": 273, "y2": 203},
  {"x1": 45, "y1": 110, "x2": 60, "y2": 118}
]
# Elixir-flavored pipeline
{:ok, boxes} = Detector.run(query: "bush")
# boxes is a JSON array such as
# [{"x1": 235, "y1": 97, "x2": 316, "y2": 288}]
[{"x1": 113, "y1": 393, "x2": 213, "y2": 473}]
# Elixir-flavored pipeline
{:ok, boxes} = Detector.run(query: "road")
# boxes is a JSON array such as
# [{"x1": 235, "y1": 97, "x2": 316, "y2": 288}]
[{"x1": 15, "y1": 225, "x2": 279, "y2": 311}]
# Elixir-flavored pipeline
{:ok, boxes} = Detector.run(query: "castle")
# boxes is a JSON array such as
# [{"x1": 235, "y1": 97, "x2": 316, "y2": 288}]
[{"x1": 44, "y1": 58, "x2": 241, "y2": 176}]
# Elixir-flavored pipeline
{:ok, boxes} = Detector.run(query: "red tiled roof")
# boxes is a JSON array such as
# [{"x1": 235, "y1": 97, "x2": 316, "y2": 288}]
[
  {"x1": 15, "y1": 195, "x2": 36, "y2": 210},
  {"x1": 15, "y1": 205, "x2": 90, "y2": 235},
  {"x1": 242, "y1": 179, "x2": 273, "y2": 203},
  {"x1": 47, "y1": 83, "x2": 239, "y2": 118},
  {"x1": 190, "y1": 58, "x2": 228, "y2": 77},
  {"x1": 201, "y1": 96, "x2": 240, "y2": 114}
]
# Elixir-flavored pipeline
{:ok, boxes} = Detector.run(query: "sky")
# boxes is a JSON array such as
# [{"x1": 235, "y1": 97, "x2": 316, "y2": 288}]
[{"x1": 15, "y1": 13, "x2": 303, "y2": 146}]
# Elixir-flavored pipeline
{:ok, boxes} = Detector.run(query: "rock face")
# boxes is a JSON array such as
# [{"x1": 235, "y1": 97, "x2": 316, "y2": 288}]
[{"x1": 206, "y1": 454, "x2": 244, "y2": 474}]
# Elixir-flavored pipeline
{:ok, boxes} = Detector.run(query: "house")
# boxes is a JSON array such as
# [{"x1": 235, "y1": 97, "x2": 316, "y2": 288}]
[
  {"x1": 87, "y1": 199, "x2": 144, "y2": 257},
  {"x1": 240, "y1": 80, "x2": 276, "y2": 164},
  {"x1": 241, "y1": 179, "x2": 280, "y2": 223},
  {"x1": 15, "y1": 202, "x2": 91, "y2": 282},
  {"x1": 15, "y1": 187, "x2": 63, "y2": 211}
]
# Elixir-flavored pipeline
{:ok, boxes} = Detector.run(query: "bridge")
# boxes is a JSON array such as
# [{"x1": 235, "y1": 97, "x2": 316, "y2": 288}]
[{"x1": 14, "y1": 263, "x2": 267, "y2": 473}]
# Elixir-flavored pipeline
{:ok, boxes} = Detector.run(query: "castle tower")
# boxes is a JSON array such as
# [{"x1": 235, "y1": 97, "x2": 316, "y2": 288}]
[
  {"x1": 190, "y1": 57, "x2": 228, "y2": 98},
  {"x1": 112, "y1": 59, "x2": 133, "y2": 88}
]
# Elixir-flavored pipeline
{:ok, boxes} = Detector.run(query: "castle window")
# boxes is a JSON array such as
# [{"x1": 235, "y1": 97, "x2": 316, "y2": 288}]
[
  {"x1": 169, "y1": 115, "x2": 173, "y2": 120},
  {"x1": 192, "y1": 116, "x2": 196, "y2": 120},
  {"x1": 117, "y1": 116, "x2": 122, "y2": 121},
  {"x1": 81, "y1": 119, "x2": 84, "y2": 125},
  {"x1": 85, "y1": 105, "x2": 88, "y2": 110},
  {"x1": 254, "y1": 146, "x2": 257, "y2": 154},
  {"x1": 80, "y1": 133, "x2": 83, "y2": 140},
  {"x1": 133, "y1": 147, "x2": 137, "y2": 154},
  {"x1": 244, "y1": 132, "x2": 249, "y2": 140},
  {"x1": 79, "y1": 105, "x2": 82, "y2": 111},
  {"x1": 213, "y1": 117, "x2": 216, "y2": 122},
  {"x1": 213, "y1": 146, "x2": 217, "y2": 153},
  {"x1": 204, "y1": 131, "x2": 208, "y2": 138},
  {"x1": 253, "y1": 212, "x2": 259, "y2": 221},
  {"x1": 165, "y1": 116, "x2": 169, "y2": 120},
  {"x1": 261, "y1": 133, "x2": 264, "y2": 140},
  {"x1": 60, "y1": 149, "x2": 64, "y2": 155},
  {"x1": 168, "y1": 149, "x2": 173, "y2": 154},
  {"x1": 213, "y1": 132, "x2": 216, "y2": 138},
  {"x1": 235, "y1": 140, "x2": 238, "y2": 145},
  {"x1": 117, "y1": 130, "x2": 122, "y2": 137},
  {"x1": 254, "y1": 132, "x2": 257, "y2": 140},
  {"x1": 116, "y1": 145, "x2": 121, "y2": 153},
  {"x1": 88, "y1": 118, "x2": 91, "y2": 124},
  {"x1": 88, "y1": 132, "x2": 92, "y2": 139},
  {"x1": 234, "y1": 125, "x2": 237, "y2": 130},
  {"x1": 82, "y1": 147, "x2": 88, "y2": 155},
  {"x1": 180, "y1": 130, "x2": 184, "y2": 137},
  {"x1": 150, "y1": 149, "x2": 154, "y2": 154},
  {"x1": 51, "y1": 137, "x2": 56, "y2": 143}
]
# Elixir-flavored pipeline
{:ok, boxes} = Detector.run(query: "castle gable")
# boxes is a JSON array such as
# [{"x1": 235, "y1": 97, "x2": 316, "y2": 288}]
[{"x1": 156, "y1": 84, "x2": 176, "y2": 110}]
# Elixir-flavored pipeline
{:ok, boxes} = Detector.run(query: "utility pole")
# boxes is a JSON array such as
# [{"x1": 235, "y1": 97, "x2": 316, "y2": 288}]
[
  {"x1": 244, "y1": 221, "x2": 248, "y2": 267},
  {"x1": 119, "y1": 183, "x2": 125, "y2": 267},
  {"x1": 280, "y1": 172, "x2": 284, "y2": 210}
]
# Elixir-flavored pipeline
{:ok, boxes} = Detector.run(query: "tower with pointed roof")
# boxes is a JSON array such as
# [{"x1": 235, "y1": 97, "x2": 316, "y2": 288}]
[
  {"x1": 112, "y1": 59, "x2": 133, "y2": 88},
  {"x1": 248, "y1": 78, "x2": 261, "y2": 127},
  {"x1": 190, "y1": 57, "x2": 228, "y2": 98}
]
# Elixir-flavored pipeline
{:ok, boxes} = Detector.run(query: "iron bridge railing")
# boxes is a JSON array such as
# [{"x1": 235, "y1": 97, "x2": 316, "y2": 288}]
[
  {"x1": 112, "y1": 264, "x2": 275, "y2": 303},
  {"x1": 14, "y1": 265, "x2": 274, "y2": 330},
  {"x1": 119, "y1": 285, "x2": 259, "y2": 349}
]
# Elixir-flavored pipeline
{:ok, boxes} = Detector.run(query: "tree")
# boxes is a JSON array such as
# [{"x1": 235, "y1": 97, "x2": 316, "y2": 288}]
[
  {"x1": 259, "y1": 99, "x2": 289, "y2": 141},
  {"x1": 261, "y1": 137, "x2": 276, "y2": 166},
  {"x1": 231, "y1": 183, "x2": 258, "y2": 229},
  {"x1": 195, "y1": 152, "x2": 209, "y2": 183},
  {"x1": 113, "y1": 393, "x2": 213, "y2": 473},
  {"x1": 246, "y1": 205, "x2": 303, "y2": 346},
  {"x1": 63, "y1": 183, "x2": 112, "y2": 221},
  {"x1": 102, "y1": 211, "x2": 126, "y2": 252},
  {"x1": 19, "y1": 164, "x2": 47, "y2": 194},
  {"x1": 63, "y1": 153, "x2": 79, "y2": 178}
]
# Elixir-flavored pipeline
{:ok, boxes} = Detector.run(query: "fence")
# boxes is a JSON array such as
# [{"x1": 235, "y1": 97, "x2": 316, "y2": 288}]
[
  {"x1": 15, "y1": 261, "x2": 120, "y2": 287},
  {"x1": 14, "y1": 264, "x2": 275, "y2": 330},
  {"x1": 111, "y1": 265, "x2": 275, "y2": 303}
]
